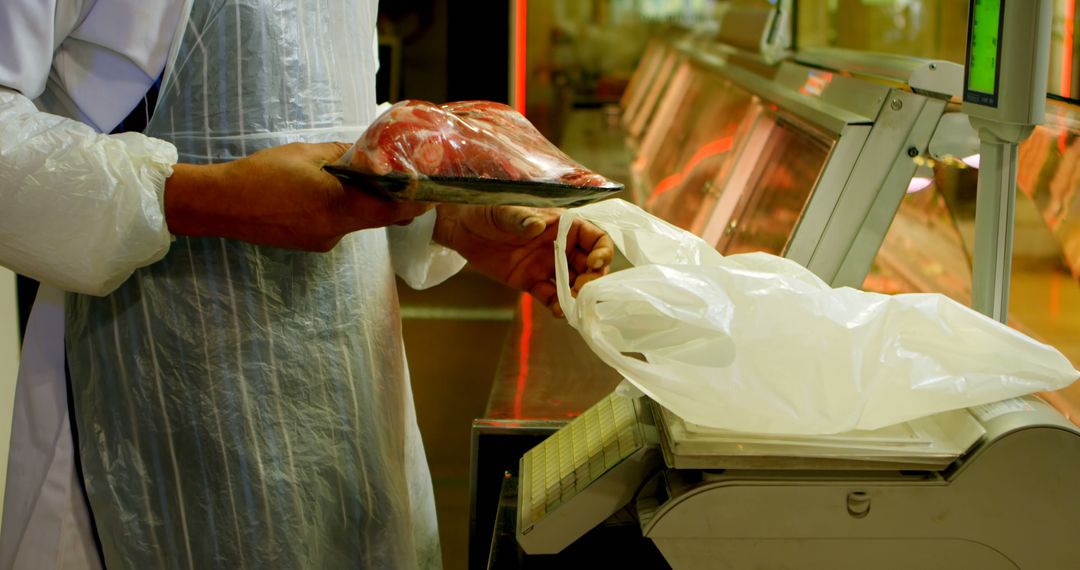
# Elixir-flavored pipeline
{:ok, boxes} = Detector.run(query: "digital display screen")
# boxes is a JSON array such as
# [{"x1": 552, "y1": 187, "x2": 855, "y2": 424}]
[{"x1": 964, "y1": 0, "x2": 1004, "y2": 106}]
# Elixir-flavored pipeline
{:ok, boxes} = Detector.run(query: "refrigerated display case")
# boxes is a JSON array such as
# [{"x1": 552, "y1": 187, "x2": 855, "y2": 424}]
[
  {"x1": 624, "y1": 42, "x2": 1080, "y2": 419},
  {"x1": 626, "y1": 47, "x2": 683, "y2": 141},
  {"x1": 717, "y1": 112, "x2": 834, "y2": 255},
  {"x1": 1020, "y1": 101, "x2": 1080, "y2": 282},
  {"x1": 629, "y1": 45, "x2": 1080, "y2": 425},
  {"x1": 467, "y1": 26, "x2": 1080, "y2": 566},
  {"x1": 621, "y1": 41, "x2": 672, "y2": 134},
  {"x1": 797, "y1": 0, "x2": 1079, "y2": 103},
  {"x1": 624, "y1": 43, "x2": 954, "y2": 289},
  {"x1": 620, "y1": 38, "x2": 664, "y2": 115},
  {"x1": 867, "y1": 98, "x2": 1080, "y2": 425},
  {"x1": 622, "y1": 39, "x2": 1078, "y2": 387},
  {"x1": 637, "y1": 62, "x2": 759, "y2": 231}
]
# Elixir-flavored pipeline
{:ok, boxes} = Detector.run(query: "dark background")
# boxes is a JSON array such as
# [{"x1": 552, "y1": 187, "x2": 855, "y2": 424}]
[{"x1": 377, "y1": 0, "x2": 510, "y2": 104}]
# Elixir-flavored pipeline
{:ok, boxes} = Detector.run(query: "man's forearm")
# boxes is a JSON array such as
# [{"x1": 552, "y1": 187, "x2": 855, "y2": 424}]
[
  {"x1": 163, "y1": 162, "x2": 230, "y2": 239},
  {"x1": 159, "y1": 143, "x2": 431, "y2": 252}
]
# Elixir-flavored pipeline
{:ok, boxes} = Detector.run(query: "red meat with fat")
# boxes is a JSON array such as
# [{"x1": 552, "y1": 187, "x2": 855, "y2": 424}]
[{"x1": 347, "y1": 100, "x2": 614, "y2": 188}]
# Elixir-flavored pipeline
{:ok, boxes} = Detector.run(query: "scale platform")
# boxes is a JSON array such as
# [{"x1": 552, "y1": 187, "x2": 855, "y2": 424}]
[
  {"x1": 655, "y1": 403, "x2": 986, "y2": 471},
  {"x1": 517, "y1": 391, "x2": 1080, "y2": 568}
]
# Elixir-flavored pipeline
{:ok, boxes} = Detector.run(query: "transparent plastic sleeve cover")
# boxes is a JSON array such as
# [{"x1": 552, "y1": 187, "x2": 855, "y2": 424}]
[
  {"x1": 0, "y1": 89, "x2": 176, "y2": 296},
  {"x1": 555, "y1": 199, "x2": 1080, "y2": 435},
  {"x1": 338, "y1": 100, "x2": 619, "y2": 188}
]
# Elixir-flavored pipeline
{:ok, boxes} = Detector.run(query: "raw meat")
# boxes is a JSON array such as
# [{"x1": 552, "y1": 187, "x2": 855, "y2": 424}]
[{"x1": 341, "y1": 100, "x2": 617, "y2": 188}]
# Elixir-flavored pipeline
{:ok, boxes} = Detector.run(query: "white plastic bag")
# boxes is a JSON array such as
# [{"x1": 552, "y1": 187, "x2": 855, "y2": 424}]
[{"x1": 555, "y1": 199, "x2": 1080, "y2": 435}]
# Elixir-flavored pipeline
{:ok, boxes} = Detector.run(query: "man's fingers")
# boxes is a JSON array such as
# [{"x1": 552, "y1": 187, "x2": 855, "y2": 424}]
[
  {"x1": 566, "y1": 219, "x2": 614, "y2": 270},
  {"x1": 391, "y1": 201, "x2": 435, "y2": 225},
  {"x1": 308, "y1": 141, "x2": 353, "y2": 163},
  {"x1": 399, "y1": 201, "x2": 434, "y2": 219},
  {"x1": 569, "y1": 249, "x2": 591, "y2": 274},
  {"x1": 529, "y1": 281, "x2": 563, "y2": 318},
  {"x1": 586, "y1": 244, "x2": 613, "y2": 270},
  {"x1": 341, "y1": 191, "x2": 431, "y2": 227},
  {"x1": 573, "y1": 272, "x2": 603, "y2": 293},
  {"x1": 492, "y1": 206, "x2": 548, "y2": 237},
  {"x1": 381, "y1": 199, "x2": 431, "y2": 224},
  {"x1": 569, "y1": 232, "x2": 613, "y2": 271}
]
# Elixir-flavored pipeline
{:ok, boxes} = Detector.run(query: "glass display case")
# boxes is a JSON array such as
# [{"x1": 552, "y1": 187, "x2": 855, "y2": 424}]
[
  {"x1": 620, "y1": 37, "x2": 1078, "y2": 425},
  {"x1": 637, "y1": 63, "x2": 759, "y2": 230},
  {"x1": 796, "y1": 0, "x2": 968, "y2": 64},
  {"x1": 866, "y1": 99, "x2": 1080, "y2": 424},
  {"x1": 718, "y1": 113, "x2": 834, "y2": 255},
  {"x1": 625, "y1": 44, "x2": 683, "y2": 141},
  {"x1": 620, "y1": 38, "x2": 664, "y2": 114},
  {"x1": 621, "y1": 41, "x2": 670, "y2": 132},
  {"x1": 797, "y1": 0, "x2": 1080, "y2": 102},
  {"x1": 629, "y1": 51, "x2": 950, "y2": 293}
]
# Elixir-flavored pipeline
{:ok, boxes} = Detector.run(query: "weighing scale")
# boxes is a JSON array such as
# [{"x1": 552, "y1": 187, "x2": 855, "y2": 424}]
[{"x1": 513, "y1": 2, "x2": 1080, "y2": 568}]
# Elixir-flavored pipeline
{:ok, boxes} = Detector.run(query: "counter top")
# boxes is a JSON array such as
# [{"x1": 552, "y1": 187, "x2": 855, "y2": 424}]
[{"x1": 481, "y1": 295, "x2": 622, "y2": 424}]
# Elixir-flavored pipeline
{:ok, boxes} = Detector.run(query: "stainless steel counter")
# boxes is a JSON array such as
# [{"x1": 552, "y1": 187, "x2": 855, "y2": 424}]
[
  {"x1": 482, "y1": 295, "x2": 622, "y2": 423},
  {"x1": 468, "y1": 294, "x2": 623, "y2": 569}
]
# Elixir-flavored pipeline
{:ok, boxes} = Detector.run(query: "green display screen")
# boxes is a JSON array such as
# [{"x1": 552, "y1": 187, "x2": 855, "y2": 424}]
[{"x1": 966, "y1": 0, "x2": 1002, "y2": 97}]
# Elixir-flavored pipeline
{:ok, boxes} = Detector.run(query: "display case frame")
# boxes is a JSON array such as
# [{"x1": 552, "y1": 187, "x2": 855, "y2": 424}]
[
  {"x1": 646, "y1": 47, "x2": 951, "y2": 287},
  {"x1": 627, "y1": 49, "x2": 685, "y2": 142},
  {"x1": 620, "y1": 39, "x2": 662, "y2": 111},
  {"x1": 621, "y1": 39, "x2": 665, "y2": 122}
]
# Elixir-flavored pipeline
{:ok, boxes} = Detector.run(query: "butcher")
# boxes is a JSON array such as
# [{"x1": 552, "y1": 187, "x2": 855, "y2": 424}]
[{"x1": 0, "y1": 0, "x2": 613, "y2": 568}]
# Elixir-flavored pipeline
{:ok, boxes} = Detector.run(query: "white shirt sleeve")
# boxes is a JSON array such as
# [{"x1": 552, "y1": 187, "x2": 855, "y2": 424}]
[
  {"x1": 0, "y1": 88, "x2": 177, "y2": 296},
  {"x1": 387, "y1": 209, "x2": 467, "y2": 290},
  {"x1": 0, "y1": 0, "x2": 59, "y2": 98}
]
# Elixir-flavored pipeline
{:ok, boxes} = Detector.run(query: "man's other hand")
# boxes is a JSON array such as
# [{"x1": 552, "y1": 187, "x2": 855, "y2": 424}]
[
  {"x1": 164, "y1": 142, "x2": 430, "y2": 251},
  {"x1": 433, "y1": 204, "x2": 614, "y2": 316}
]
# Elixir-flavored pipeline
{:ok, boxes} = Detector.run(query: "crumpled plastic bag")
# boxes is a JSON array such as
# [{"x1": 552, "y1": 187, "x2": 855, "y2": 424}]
[
  {"x1": 339, "y1": 100, "x2": 618, "y2": 188},
  {"x1": 554, "y1": 199, "x2": 1080, "y2": 435}
]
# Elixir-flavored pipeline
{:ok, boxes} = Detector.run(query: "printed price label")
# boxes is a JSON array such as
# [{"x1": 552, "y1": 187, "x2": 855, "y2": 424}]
[{"x1": 970, "y1": 398, "x2": 1034, "y2": 422}]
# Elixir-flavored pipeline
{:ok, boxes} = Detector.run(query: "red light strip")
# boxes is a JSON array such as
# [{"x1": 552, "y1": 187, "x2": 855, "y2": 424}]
[
  {"x1": 650, "y1": 174, "x2": 682, "y2": 198},
  {"x1": 513, "y1": 294, "x2": 533, "y2": 418},
  {"x1": 1065, "y1": 0, "x2": 1075, "y2": 99},
  {"x1": 514, "y1": 0, "x2": 528, "y2": 114},
  {"x1": 648, "y1": 136, "x2": 734, "y2": 199},
  {"x1": 685, "y1": 137, "x2": 735, "y2": 171}
]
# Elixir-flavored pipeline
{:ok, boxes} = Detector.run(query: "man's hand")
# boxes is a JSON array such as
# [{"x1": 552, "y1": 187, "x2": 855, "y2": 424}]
[
  {"x1": 164, "y1": 142, "x2": 430, "y2": 251},
  {"x1": 433, "y1": 204, "x2": 614, "y2": 316}
]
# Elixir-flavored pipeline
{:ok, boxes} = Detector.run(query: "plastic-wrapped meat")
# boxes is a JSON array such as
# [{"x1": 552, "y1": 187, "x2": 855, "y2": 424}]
[{"x1": 342, "y1": 100, "x2": 617, "y2": 189}]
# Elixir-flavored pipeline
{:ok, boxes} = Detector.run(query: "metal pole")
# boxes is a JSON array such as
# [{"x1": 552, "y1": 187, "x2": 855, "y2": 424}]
[{"x1": 971, "y1": 139, "x2": 1018, "y2": 324}]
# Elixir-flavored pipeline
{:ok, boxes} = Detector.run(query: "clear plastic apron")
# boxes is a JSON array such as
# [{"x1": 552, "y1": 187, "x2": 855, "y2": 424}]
[{"x1": 65, "y1": 1, "x2": 442, "y2": 568}]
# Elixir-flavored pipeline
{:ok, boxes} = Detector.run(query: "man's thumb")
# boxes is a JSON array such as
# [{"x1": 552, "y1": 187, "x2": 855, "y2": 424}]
[{"x1": 495, "y1": 206, "x2": 545, "y2": 237}]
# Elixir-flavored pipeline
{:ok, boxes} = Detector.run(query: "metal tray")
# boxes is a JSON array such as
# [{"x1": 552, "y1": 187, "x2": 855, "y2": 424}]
[{"x1": 324, "y1": 165, "x2": 623, "y2": 207}]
